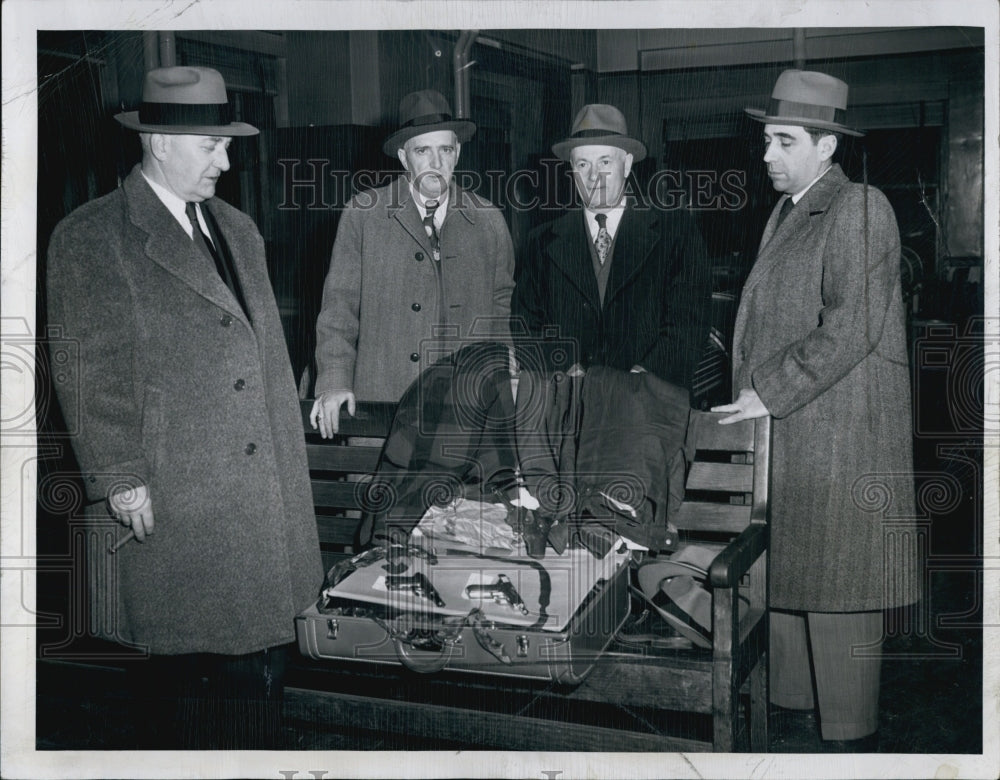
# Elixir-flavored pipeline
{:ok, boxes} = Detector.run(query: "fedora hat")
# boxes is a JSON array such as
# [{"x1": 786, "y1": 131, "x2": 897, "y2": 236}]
[
  {"x1": 551, "y1": 104, "x2": 647, "y2": 162},
  {"x1": 115, "y1": 66, "x2": 258, "y2": 136},
  {"x1": 745, "y1": 69, "x2": 864, "y2": 137},
  {"x1": 382, "y1": 90, "x2": 476, "y2": 156}
]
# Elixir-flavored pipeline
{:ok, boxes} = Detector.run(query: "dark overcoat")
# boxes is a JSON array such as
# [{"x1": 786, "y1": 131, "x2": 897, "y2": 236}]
[
  {"x1": 510, "y1": 201, "x2": 711, "y2": 397},
  {"x1": 314, "y1": 176, "x2": 515, "y2": 403},
  {"x1": 732, "y1": 164, "x2": 919, "y2": 612},
  {"x1": 47, "y1": 166, "x2": 322, "y2": 655}
]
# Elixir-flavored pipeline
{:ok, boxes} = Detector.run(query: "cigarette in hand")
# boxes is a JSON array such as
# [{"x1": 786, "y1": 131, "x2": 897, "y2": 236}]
[{"x1": 108, "y1": 530, "x2": 136, "y2": 554}]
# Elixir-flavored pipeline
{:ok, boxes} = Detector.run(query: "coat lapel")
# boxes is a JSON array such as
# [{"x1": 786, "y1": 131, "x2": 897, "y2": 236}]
[
  {"x1": 122, "y1": 168, "x2": 249, "y2": 322},
  {"x1": 604, "y1": 203, "x2": 658, "y2": 307},
  {"x1": 388, "y1": 175, "x2": 437, "y2": 255},
  {"x1": 742, "y1": 164, "x2": 848, "y2": 296},
  {"x1": 546, "y1": 210, "x2": 601, "y2": 309}
]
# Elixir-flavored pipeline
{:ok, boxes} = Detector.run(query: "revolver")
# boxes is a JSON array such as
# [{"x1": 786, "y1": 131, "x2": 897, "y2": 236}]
[
  {"x1": 465, "y1": 574, "x2": 529, "y2": 615},
  {"x1": 385, "y1": 572, "x2": 446, "y2": 607}
]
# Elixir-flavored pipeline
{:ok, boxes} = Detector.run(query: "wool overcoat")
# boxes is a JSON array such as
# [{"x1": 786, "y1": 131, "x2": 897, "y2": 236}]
[
  {"x1": 47, "y1": 166, "x2": 323, "y2": 655},
  {"x1": 732, "y1": 164, "x2": 920, "y2": 612},
  {"x1": 314, "y1": 176, "x2": 515, "y2": 403},
  {"x1": 510, "y1": 201, "x2": 712, "y2": 398}
]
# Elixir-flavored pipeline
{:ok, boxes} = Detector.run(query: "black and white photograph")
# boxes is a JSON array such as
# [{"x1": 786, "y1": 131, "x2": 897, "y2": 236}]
[{"x1": 2, "y1": 1, "x2": 997, "y2": 778}]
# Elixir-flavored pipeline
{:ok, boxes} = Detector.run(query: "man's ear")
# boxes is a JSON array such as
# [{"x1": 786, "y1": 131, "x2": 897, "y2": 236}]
[
  {"x1": 148, "y1": 133, "x2": 170, "y2": 162},
  {"x1": 818, "y1": 134, "x2": 838, "y2": 162},
  {"x1": 397, "y1": 147, "x2": 409, "y2": 171},
  {"x1": 623, "y1": 152, "x2": 634, "y2": 179}
]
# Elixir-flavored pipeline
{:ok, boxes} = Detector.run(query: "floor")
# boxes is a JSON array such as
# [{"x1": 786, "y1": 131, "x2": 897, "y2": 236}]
[{"x1": 34, "y1": 561, "x2": 982, "y2": 755}]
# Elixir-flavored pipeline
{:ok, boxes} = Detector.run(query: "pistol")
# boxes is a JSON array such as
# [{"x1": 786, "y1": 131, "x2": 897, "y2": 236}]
[
  {"x1": 465, "y1": 574, "x2": 529, "y2": 615},
  {"x1": 385, "y1": 572, "x2": 446, "y2": 607}
]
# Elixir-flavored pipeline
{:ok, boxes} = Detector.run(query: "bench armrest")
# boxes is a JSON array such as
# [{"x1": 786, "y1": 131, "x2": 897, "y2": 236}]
[{"x1": 708, "y1": 523, "x2": 768, "y2": 588}]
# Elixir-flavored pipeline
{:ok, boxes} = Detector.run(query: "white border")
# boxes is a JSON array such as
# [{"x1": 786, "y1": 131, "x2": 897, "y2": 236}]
[{"x1": 3, "y1": 1, "x2": 997, "y2": 778}]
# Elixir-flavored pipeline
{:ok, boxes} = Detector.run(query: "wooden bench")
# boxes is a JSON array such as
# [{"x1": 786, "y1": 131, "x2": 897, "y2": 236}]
[{"x1": 287, "y1": 400, "x2": 771, "y2": 751}]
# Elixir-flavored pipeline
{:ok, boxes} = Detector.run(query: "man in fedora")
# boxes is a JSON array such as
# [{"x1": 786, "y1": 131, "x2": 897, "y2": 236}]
[
  {"x1": 714, "y1": 69, "x2": 919, "y2": 749},
  {"x1": 310, "y1": 89, "x2": 515, "y2": 436},
  {"x1": 511, "y1": 103, "x2": 711, "y2": 393},
  {"x1": 46, "y1": 66, "x2": 322, "y2": 748},
  {"x1": 508, "y1": 104, "x2": 711, "y2": 556}
]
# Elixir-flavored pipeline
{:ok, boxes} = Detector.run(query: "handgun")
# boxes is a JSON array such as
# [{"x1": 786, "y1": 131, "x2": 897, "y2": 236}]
[
  {"x1": 385, "y1": 572, "x2": 446, "y2": 607},
  {"x1": 465, "y1": 574, "x2": 529, "y2": 615}
]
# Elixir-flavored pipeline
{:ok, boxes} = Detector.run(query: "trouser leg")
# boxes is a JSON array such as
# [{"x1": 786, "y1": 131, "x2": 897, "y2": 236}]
[
  {"x1": 807, "y1": 611, "x2": 882, "y2": 741},
  {"x1": 769, "y1": 609, "x2": 815, "y2": 710},
  {"x1": 127, "y1": 645, "x2": 289, "y2": 750}
]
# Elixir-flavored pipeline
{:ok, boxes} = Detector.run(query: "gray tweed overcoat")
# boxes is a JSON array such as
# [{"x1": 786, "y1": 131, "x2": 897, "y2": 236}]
[
  {"x1": 732, "y1": 164, "x2": 920, "y2": 613},
  {"x1": 314, "y1": 175, "x2": 515, "y2": 403},
  {"x1": 47, "y1": 166, "x2": 322, "y2": 655}
]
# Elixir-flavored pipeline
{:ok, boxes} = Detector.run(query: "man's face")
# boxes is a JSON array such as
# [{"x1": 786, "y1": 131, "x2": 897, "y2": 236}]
[
  {"x1": 762, "y1": 124, "x2": 834, "y2": 195},
  {"x1": 398, "y1": 130, "x2": 459, "y2": 200},
  {"x1": 570, "y1": 145, "x2": 633, "y2": 212},
  {"x1": 158, "y1": 134, "x2": 232, "y2": 202}
]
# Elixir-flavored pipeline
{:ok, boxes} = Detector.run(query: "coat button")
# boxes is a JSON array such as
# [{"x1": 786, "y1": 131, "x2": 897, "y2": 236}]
[
  {"x1": 415, "y1": 252, "x2": 424, "y2": 262},
  {"x1": 409, "y1": 352, "x2": 420, "y2": 362},
  {"x1": 220, "y1": 314, "x2": 233, "y2": 327},
  {"x1": 234, "y1": 378, "x2": 246, "y2": 391},
  {"x1": 245, "y1": 443, "x2": 257, "y2": 455},
  {"x1": 411, "y1": 302, "x2": 421, "y2": 312}
]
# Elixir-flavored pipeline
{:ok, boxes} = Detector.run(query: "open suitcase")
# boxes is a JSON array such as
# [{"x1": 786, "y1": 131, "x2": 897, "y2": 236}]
[
  {"x1": 296, "y1": 343, "x2": 633, "y2": 683},
  {"x1": 296, "y1": 541, "x2": 631, "y2": 684}
]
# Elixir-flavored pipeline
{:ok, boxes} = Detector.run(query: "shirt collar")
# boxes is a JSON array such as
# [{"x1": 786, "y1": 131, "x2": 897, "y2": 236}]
[
  {"x1": 141, "y1": 169, "x2": 197, "y2": 237},
  {"x1": 410, "y1": 183, "x2": 449, "y2": 226},
  {"x1": 791, "y1": 165, "x2": 832, "y2": 205}
]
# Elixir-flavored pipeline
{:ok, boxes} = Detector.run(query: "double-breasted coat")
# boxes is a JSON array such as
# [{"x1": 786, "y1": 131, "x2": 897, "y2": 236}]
[
  {"x1": 314, "y1": 176, "x2": 515, "y2": 403},
  {"x1": 47, "y1": 166, "x2": 323, "y2": 655},
  {"x1": 511, "y1": 201, "x2": 711, "y2": 397},
  {"x1": 732, "y1": 164, "x2": 920, "y2": 612}
]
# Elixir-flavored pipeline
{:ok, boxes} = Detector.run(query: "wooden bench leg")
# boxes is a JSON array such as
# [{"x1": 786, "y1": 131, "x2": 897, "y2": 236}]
[{"x1": 750, "y1": 650, "x2": 768, "y2": 751}]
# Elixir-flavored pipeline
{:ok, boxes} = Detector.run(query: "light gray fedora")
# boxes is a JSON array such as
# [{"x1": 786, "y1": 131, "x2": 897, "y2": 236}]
[
  {"x1": 115, "y1": 66, "x2": 258, "y2": 136},
  {"x1": 745, "y1": 69, "x2": 864, "y2": 137}
]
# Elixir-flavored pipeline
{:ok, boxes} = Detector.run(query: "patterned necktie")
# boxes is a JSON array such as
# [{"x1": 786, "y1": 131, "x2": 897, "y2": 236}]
[
  {"x1": 594, "y1": 212, "x2": 612, "y2": 265},
  {"x1": 775, "y1": 196, "x2": 794, "y2": 228},
  {"x1": 423, "y1": 200, "x2": 440, "y2": 260}
]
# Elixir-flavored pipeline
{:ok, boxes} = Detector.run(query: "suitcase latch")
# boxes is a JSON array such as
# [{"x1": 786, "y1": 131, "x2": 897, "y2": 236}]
[
  {"x1": 326, "y1": 618, "x2": 339, "y2": 640},
  {"x1": 516, "y1": 635, "x2": 529, "y2": 657}
]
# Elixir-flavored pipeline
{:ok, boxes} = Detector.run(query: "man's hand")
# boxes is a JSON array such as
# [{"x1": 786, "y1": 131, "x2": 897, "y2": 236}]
[
  {"x1": 712, "y1": 388, "x2": 770, "y2": 424},
  {"x1": 310, "y1": 389, "x2": 356, "y2": 438},
  {"x1": 108, "y1": 484, "x2": 155, "y2": 542}
]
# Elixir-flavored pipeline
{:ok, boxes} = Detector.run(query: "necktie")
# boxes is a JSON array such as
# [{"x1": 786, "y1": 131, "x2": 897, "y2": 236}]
[
  {"x1": 594, "y1": 212, "x2": 612, "y2": 265},
  {"x1": 775, "y1": 196, "x2": 794, "y2": 228},
  {"x1": 423, "y1": 200, "x2": 440, "y2": 260},
  {"x1": 185, "y1": 202, "x2": 248, "y2": 317},
  {"x1": 186, "y1": 202, "x2": 227, "y2": 279}
]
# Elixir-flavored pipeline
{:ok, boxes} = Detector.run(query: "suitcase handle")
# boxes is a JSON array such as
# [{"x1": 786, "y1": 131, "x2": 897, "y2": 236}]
[{"x1": 392, "y1": 634, "x2": 456, "y2": 674}]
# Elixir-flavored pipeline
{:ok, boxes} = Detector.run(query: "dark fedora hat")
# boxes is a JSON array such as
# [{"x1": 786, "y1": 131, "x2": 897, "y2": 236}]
[
  {"x1": 115, "y1": 66, "x2": 258, "y2": 136},
  {"x1": 551, "y1": 103, "x2": 647, "y2": 162},
  {"x1": 382, "y1": 90, "x2": 477, "y2": 156},
  {"x1": 745, "y1": 69, "x2": 864, "y2": 137}
]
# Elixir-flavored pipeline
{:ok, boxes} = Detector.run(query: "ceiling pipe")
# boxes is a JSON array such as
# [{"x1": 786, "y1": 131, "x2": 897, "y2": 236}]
[
  {"x1": 159, "y1": 32, "x2": 177, "y2": 67},
  {"x1": 792, "y1": 28, "x2": 806, "y2": 69},
  {"x1": 453, "y1": 30, "x2": 478, "y2": 119},
  {"x1": 142, "y1": 32, "x2": 159, "y2": 71}
]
